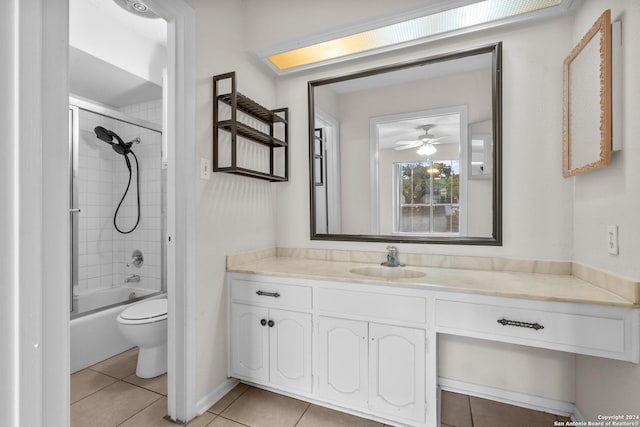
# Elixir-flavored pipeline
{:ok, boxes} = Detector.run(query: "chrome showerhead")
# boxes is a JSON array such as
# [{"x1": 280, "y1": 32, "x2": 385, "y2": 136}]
[{"x1": 113, "y1": 0, "x2": 160, "y2": 19}]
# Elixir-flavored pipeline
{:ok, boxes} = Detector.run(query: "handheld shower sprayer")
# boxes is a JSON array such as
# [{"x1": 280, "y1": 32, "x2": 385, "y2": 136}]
[{"x1": 94, "y1": 126, "x2": 141, "y2": 234}]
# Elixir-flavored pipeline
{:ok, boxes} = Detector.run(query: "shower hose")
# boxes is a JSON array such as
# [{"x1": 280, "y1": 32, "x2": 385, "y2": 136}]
[{"x1": 114, "y1": 150, "x2": 141, "y2": 234}]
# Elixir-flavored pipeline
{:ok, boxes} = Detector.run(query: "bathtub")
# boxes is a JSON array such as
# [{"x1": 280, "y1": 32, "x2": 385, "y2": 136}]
[{"x1": 70, "y1": 287, "x2": 165, "y2": 373}]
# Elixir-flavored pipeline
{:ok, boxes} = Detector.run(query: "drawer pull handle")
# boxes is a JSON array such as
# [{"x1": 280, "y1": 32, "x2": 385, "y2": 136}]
[
  {"x1": 497, "y1": 318, "x2": 544, "y2": 331},
  {"x1": 256, "y1": 290, "x2": 280, "y2": 298}
]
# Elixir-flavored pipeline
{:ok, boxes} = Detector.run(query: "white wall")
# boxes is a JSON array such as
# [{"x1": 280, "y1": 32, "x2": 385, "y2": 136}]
[
  {"x1": 186, "y1": 0, "x2": 279, "y2": 402},
  {"x1": 0, "y1": 2, "x2": 18, "y2": 424},
  {"x1": 571, "y1": 1, "x2": 640, "y2": 281},
  {"x1": 570, "y1": 0, "x2": 640, "y2": 421}
]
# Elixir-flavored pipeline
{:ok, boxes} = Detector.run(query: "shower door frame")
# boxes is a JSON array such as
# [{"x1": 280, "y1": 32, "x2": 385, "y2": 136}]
[
  {"x1": 69, "y1": 105, "x2": 79, "y2": 313},
  {"x1": 68, "y1": 98, "x2": 166, "y2": 319}
]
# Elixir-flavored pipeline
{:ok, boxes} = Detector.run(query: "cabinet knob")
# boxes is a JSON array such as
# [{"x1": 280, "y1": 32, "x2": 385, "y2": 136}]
[
  {"x1": 260, "y1": 318, "x2": 267, "y2": 326},
  {"x1": 268, "y1": 320, "x2": 274, "y2": 328}
]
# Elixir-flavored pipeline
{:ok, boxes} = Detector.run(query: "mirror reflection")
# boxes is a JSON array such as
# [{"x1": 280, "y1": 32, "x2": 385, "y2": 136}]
[{"x1": 309, "y1": 44, "x2": 501, "y2": 244}]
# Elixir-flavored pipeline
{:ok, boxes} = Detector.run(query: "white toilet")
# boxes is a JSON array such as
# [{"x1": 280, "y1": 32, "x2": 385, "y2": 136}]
[{"x1": 117, "y1": 298, "x2": 168, "y2": 378}]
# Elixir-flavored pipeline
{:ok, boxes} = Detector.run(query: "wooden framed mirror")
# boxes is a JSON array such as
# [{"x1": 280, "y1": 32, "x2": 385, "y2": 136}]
[{"x1": 563, "y1": 9, "x2": 612, "y2": 177}]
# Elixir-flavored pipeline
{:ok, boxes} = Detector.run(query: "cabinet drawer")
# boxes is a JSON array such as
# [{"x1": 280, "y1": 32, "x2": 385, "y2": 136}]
[
  {"x1": 231, "y1": 279, "x2": 312, "y2": 309},
  {"x1": 435, "y1": 299, "x2": 626, "y2": 356},
  {"x1": 316, "y1": 288, "x2": 426, "y2": 324}
]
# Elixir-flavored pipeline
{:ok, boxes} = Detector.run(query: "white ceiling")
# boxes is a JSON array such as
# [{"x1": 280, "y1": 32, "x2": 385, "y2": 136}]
[
  {"x1": 378, "y1": 113, "x2": 461, "y2": 151},
  {"x1": 69, "y1": 0, "x2": 166, "y2": 108},
  {"x1": 69, "y1": 47, "x2": 162, "y2": 108},
  {"x1": 84, "y1": 0, "x2": 166, "y2": 46}
]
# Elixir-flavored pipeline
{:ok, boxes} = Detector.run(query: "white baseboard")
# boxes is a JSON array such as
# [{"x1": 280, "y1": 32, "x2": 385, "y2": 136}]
[
  {"x1": 195, "y1": 378, "x2": 240, "y2": 416},
  {"x1": 198, "y1": 377, "x2": 587, "y2": 425},
  {"x1": 438, "y1": 377, "x2": 576, "y2": 417},
  {"x1": 572, "y1": 406, "x2": 586, "y2": 423}
]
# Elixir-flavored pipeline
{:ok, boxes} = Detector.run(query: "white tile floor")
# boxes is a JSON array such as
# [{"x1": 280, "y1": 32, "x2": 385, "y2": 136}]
[{"x1": 71, "y1": 348, "x2": 571, "y2": 427}]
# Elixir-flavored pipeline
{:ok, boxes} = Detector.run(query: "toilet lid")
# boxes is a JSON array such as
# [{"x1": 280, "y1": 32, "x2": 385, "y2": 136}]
[{"x1": 120, "y1": 298, "x2": 168, "y2": 321}]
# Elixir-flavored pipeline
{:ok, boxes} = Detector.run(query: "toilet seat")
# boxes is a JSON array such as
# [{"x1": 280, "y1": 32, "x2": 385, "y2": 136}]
[{"x1": 118, "y1": 298, "x2": 168, "y2": 325}]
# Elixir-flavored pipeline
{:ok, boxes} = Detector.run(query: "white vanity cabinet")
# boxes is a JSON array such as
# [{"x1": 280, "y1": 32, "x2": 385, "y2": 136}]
[
  {"x1": 367, "y1": 322, "x2": 426, "y2": 423},
  {"x1": 314, "y1": 283, "x2": 428, "y2": 425},
  {"x1": 229, "y1": 279, "x2": 313, "y2": 393},
  {"x1": 317, "y1": 317, "x2": 426, "y2": 424},
  {"x1": 317, "y1": 316, "x2": 368, "y2": 407},
  {"x1": 227, "y1": 270, "x2": 639, "y2": 427},
  {"x1": 434, "y1": 293, "x2": 639, "y2": 362}
]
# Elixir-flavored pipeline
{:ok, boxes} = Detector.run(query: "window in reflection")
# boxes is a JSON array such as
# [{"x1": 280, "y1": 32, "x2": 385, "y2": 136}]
[{"x1": 395, "y1": 160, "x2": 460, "y2": 234}]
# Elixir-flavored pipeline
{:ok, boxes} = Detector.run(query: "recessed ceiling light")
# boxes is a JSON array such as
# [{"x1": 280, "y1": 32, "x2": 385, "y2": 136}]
[{"x1": 265, "y1": 0, "x2": 569, "y2": 73}]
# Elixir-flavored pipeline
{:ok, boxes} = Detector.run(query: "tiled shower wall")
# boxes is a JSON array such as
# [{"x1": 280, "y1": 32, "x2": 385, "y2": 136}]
[{"x1": 76, "y1": 100, "x2": 163, "y2": 296}]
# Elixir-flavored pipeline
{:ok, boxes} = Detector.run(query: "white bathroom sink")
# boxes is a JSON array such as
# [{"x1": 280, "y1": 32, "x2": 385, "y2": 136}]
[{"x1": 349, "y1": 266, "x2": 426, "y2": 279}]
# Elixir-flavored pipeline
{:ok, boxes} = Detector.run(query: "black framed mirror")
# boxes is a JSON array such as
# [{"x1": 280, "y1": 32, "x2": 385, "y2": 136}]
[{"x1": 308, "y1": 43, "x2": 502, "y2": 245}]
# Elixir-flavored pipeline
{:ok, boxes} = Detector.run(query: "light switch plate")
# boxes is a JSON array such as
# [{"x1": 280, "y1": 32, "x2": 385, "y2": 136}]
[
  {"x1": 607, "y1": 225, "x2": 619, "y2": 255},
  {"x1": 200, "y1": 158, "x2": 210, "y2": 180}
]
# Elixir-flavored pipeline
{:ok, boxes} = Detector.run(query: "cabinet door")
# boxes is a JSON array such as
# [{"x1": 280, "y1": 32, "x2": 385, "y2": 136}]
[
  {"x1": 369, "y1": 323, "x2": 425, "y2": 424},
  {"x1": 230, "y1": 303, "x2": 269, "y2": 382},
  {"x1": 318, "y1": 316, "x2": 368, "y2": 408},
  {"x1": 269, "y1": 308, "x2": 313, "y2": 393}
]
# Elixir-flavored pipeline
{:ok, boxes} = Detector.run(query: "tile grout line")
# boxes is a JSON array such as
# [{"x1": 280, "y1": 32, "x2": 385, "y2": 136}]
[
  {"x1": 71, "y1": 378, "x2": 165, "y2": 427},
  {"x1": 215, "y1": 415, "x2": 252, "y2": 427},
  {"x1": 87, "y1": 366, "x2": 136, "y2": 381},
  {"x1": 207, "y1": 384, "x2": 251, "y2": 416},
  {"x1": 69, "y1": 372, "x2": 121, "y2": 407},
  {"x1": 292, "y1": 402, "x2": 312, "y2": 427},
  {"x1": 114, "y1": 389, "x2": 164, "y2": 427},
  {"x1": 120, "y1": 375, "x2": 168, "y2": 395}
]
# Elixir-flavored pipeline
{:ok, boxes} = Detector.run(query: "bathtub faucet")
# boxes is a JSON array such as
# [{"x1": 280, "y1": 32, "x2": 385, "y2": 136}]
[{"x1": 125, "y1": 274, "x2": 140, "y2": 283}]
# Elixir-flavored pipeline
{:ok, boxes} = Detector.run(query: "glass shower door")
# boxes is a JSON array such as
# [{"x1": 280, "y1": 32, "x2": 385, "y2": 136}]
[{"x1": 69, "y1": 101, "x2": 165, "y2": 318}]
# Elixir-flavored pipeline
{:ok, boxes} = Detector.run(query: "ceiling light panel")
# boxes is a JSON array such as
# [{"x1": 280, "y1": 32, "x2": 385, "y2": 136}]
[{"x1": 266, "y1": 0, "x2": 565, "y2": 73}]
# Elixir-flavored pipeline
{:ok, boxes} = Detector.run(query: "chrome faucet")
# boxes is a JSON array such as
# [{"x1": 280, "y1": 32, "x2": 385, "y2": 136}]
[
  {"x1": 125, "y1": 274, "x2": 140, "y2": 283},
  {"x1": 381, "y1": 246, "x2": 404, "y2": 267}
]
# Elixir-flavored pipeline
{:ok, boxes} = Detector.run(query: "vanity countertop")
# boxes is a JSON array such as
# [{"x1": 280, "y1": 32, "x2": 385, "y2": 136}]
[{"x1": 227, "y1": 256, "x2": 639, "y2": 308}]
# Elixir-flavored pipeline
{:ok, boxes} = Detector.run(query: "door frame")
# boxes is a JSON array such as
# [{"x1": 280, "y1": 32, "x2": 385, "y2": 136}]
[{"x1": 9, "y1": 0, "x2": 197, "y2": 424}]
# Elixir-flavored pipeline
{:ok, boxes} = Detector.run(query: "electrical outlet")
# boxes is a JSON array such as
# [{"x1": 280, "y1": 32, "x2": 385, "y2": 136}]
[
  {"x1": 200, "y1": 158, "x2": 210, "y2": 180},
  {"x1": 607, "y1": 225, "x2": 619, "y2": 255}
]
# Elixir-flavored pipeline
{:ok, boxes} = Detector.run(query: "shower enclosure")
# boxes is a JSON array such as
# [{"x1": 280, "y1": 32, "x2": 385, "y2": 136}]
[{"x1": 69, "y1": 98, "x2": 166, "y2": 319}]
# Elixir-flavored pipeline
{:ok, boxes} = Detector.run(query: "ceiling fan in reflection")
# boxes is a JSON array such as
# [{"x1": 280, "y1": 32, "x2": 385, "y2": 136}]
[{"x1": 394, "y1": 125, "x2": 448, "y2": 156}]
